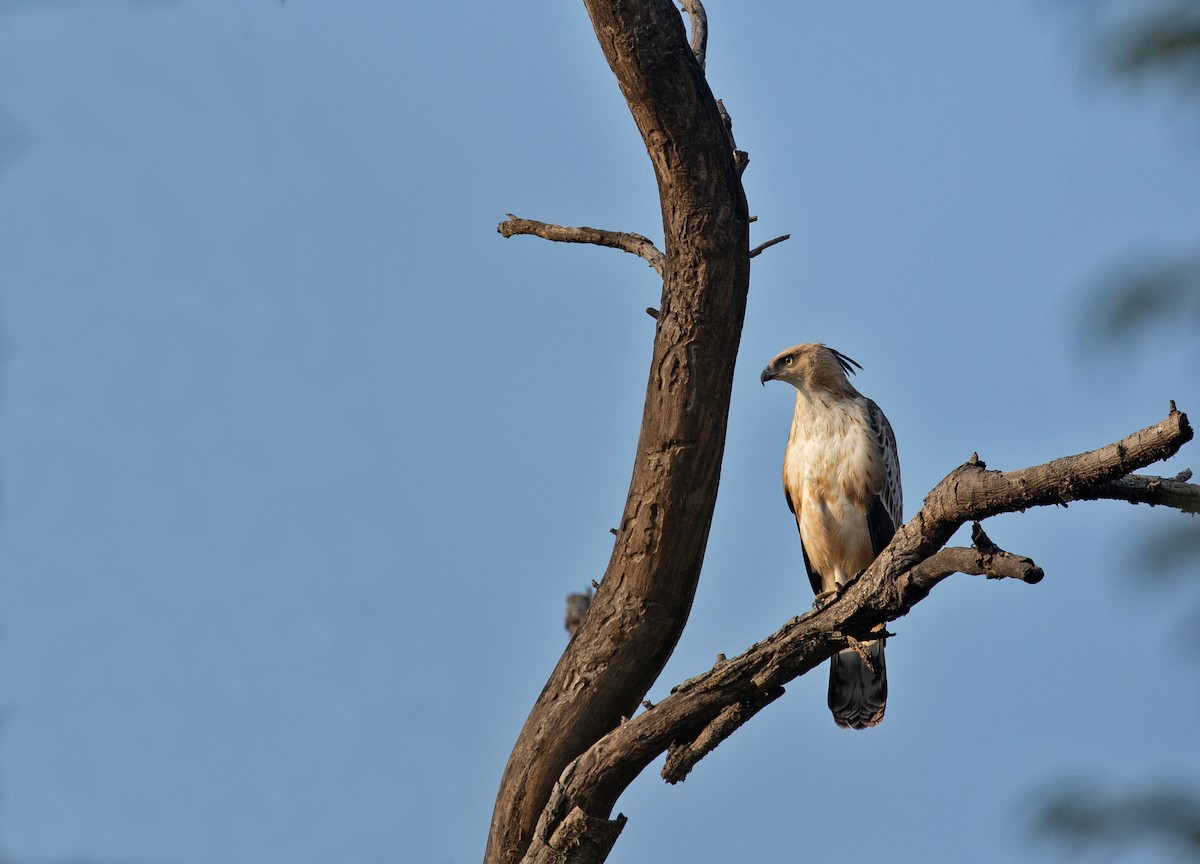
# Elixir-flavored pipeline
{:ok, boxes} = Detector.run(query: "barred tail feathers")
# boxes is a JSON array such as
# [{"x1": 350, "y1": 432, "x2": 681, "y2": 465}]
[{"x1": 828, "y1": 638, "x2": 886, "y2": 730}]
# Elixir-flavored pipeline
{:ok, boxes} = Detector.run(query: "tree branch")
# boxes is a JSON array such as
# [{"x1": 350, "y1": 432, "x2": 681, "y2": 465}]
[
  {"x1": 516, "y1": 408, "x2": 1192, "y2": 862},
  {"x1": 484, "y1": 2, "x2": 750, "y2": 862},
  {"x1": 716, "y1": 98, "x2": 749, "y2": 174},
  {"x1": 657, "y1": 524, "x2": 1039, "y2": 785},
  {"x1": 749, "y1": 233, "x2": 790, "y2": 258},
  {"x1": 909, "y1": 524, "x2": 1044, "y2": 584},
  {"x1": 660, "y1": 684, "x2": 784, "y2": 784},
  {"x1": 678, "y1": 0, "x2": 707, "y2": 70},
  {"x1": 1088, "y1": 471, "x2": 1200, "y2": 514},
  {"x1": 498, "y1": 215, "x2": 665, "y2": 275}
]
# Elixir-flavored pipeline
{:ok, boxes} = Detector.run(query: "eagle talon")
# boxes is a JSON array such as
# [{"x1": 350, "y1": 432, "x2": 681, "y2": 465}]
[{"x1": 811, "y1": 589, "x2": 839, "y2": 609}]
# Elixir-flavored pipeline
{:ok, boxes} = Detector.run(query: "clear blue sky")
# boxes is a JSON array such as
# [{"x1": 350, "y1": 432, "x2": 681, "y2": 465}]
[{"x1": 0, "y1": 2, "x2": 1197, "y2": 863}]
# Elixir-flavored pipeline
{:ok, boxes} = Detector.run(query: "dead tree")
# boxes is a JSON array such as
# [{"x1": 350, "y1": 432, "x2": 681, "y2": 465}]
[{"x1": 484, "y1": 3, "x2": 1200, "y2": 864}]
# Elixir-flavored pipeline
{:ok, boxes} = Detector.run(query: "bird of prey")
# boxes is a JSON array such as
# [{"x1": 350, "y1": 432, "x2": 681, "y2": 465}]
[{"x1": 761, "y1": 343, "x2": 902, "y2": 729}]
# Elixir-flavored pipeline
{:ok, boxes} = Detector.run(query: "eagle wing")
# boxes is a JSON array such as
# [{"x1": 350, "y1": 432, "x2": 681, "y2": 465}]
[{"x1": 864, "y1": 398, "x2": 902, "y2": 557}]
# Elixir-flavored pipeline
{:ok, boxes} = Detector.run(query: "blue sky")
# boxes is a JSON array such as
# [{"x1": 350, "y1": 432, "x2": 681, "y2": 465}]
[{"x1": 0, "y1": 2, "x2": 1198, "y2": 863}]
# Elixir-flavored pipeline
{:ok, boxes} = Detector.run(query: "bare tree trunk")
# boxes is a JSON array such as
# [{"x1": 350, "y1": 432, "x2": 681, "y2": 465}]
[{"x1": 483, "y1": 3, "x2": 750, "y2": 863}]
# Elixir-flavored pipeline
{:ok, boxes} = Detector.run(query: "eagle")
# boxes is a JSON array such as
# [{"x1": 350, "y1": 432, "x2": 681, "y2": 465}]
[{"x1": 761, "y1": 343, "x2": 902, "y2": 729}]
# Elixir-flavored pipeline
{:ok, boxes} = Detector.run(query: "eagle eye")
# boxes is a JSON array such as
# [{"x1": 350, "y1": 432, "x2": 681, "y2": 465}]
[{"x1": 782, "y1": 355, "x2": 794, "y2": 367}]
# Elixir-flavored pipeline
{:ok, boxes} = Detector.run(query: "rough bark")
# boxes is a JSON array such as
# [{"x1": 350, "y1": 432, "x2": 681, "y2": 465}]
[{"x1": 483, "y1": 2, "x2": 750, "y2": 863}]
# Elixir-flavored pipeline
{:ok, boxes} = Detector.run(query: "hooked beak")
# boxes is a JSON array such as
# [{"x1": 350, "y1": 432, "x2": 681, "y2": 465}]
[{"x1": 760, "y1": 365, "x2": 775, "y2": 386}]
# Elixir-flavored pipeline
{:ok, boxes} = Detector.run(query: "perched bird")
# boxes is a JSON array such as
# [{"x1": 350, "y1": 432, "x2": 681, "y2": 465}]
[{"x1": 761, "y1": 343, "x2": 902, "y2": 729}]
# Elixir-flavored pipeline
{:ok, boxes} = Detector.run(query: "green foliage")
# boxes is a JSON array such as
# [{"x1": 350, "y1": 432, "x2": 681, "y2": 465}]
[
  {"x1": 1112, "y1": 4, "x2": 1200, "y2": 86},
  {"x1": 1140, "y1": 519, "x2": 1200, "y2": 576},
  {"x1": 1035, "y1": 784, "x2": 1200, "y2": 859},
  {"x1": 1088, "y1": 257, "x2": 1200, "y2": 343}
]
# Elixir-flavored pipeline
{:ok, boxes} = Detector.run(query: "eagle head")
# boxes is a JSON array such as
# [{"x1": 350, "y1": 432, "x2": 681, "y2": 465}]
[{"x1": 760, "y1": 343, "x2": 862, "y2": 393}]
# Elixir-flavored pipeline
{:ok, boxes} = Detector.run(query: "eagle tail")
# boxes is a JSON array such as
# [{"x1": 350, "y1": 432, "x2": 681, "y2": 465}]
[{"x1": 828, "y1": 637, "x2": 887, "y2": 730}]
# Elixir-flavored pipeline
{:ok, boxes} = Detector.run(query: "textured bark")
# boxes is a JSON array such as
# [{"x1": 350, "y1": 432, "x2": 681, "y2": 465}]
[
  {"x1": 483, "y1": 3, "x2": 750, "y2": 864},
  {"x1": 520, "y1": 791, "x2": 626, "y2": 864}
]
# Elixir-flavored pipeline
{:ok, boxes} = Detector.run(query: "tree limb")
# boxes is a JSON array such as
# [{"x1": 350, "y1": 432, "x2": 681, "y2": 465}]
[
  {"x1": 484, "y1": 2, "x2": 750, "y2": 862},
  {"x1": 498, "y1": 215, "x2": 665, "y2": 275},
  {"x1": 656, "y1": 528, "x2": 1042, "y2": 786},
  {"x1": 1088, "y1": 472, "x2": 1200, "y2": 514},
  {"x1": 660, "y1": 684, "x2": 784, "y2": 784},
  {"x1": 908, "y1": 525, "x2": 1044, "y2": 584},
  {"x1": 517, "y1": 408, "x2": 1193, "y2": 863},
  {"x1": 749, "y1": 233, "x2": 791, "y2": 258},
  {"x1": 678, "y1": 0, "x2": 707, "y2": 70},
  {"x1": 716, "y1": 98, "x2": 749, "y2": 174}
]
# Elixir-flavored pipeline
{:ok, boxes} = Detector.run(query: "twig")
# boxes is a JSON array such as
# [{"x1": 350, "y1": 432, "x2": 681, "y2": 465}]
[
  {"x1": 499, "y1": 215, "x2": 665, "y2": 275},
  {"x1": 661, "y1": 686, "x2": 784, "y2": 783},
  {"x1": 1089, "y1": 472, "x2": 1200, "y2": 514},
  {"x1": 749, "y1": 234, "x2": 790, "y2": 258},
  {"x1": 715, "y1": 99, "x2": 749, "y2": 175},
  {"x1": 908, "y1": 527, "x2": 1044, "y2": 585},
  {"x1": 842, "y1": 634, "x2": 878, "y2": 669},
  {"x1": 678, "y1": 0, "x2": 708, "y2": 70}
]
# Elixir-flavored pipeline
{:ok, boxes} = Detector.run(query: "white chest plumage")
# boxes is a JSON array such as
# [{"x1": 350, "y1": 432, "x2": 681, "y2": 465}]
[{"x1": 782, "y1": 393, "x2": 879, "y2": 594}]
